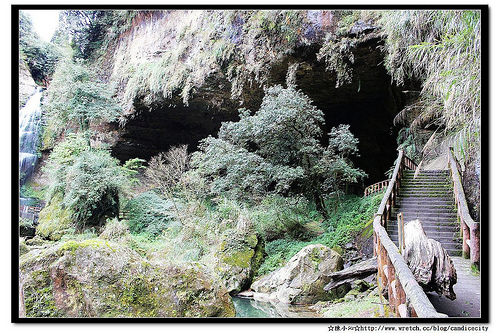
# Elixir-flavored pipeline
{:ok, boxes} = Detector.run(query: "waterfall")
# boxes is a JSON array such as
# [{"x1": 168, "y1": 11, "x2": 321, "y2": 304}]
[{"x1": 19, "y1": 87, "x2": 43, "y2": 185}]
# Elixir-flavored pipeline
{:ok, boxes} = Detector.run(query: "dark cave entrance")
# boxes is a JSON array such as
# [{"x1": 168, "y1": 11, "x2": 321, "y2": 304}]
[{"x1": 111, "y1": 36, "x2": 416, "y2": 188}]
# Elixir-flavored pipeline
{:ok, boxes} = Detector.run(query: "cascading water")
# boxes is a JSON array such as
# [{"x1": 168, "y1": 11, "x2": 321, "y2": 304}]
[
  {"x1": 19, "y1": 87, "x2": 43, "y2": 185},
  {"x1": 19, "y1": 88, "x2": 44, "y2": 231}
]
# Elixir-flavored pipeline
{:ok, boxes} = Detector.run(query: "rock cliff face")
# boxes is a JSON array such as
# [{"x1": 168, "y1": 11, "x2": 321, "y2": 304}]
[
  {"x1": 19, "y1": 60, "x2": 38, "y2": 107},
  {"x1": 100, "y1": 11, "x2": 414, "y2": 184},
  {"x1": 19, "y1": 239, "x2": 235, "y2": 317}
]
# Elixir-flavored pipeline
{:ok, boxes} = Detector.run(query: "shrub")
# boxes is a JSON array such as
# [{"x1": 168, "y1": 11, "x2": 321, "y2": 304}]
[
  {"x1": 251, "y1": 195, "x2": 321, "y2": 242},
  {"x1": 124, "y1": 191, "x2": 179, "y2": 236},
  {"x1": 256, "y1": 193, "x2": 383, "y2": 276},
  {"x1": 43, "y1": 134, "x2": 134, "y2": 229},
  {"x1": 19, "y1": 11, "x2": 62, "y2": 84},
  {"x1": 43, "y1": 57, "x2": 120, "y2": 144}
]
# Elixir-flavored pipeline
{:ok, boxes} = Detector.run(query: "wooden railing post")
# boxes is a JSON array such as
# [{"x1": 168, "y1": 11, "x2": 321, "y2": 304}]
[
  {"x1": 372, "y1": 150, "x2": 447, "y2": 318},
  {"x1": 447, "y1": 147, "x2": 480, "y2": 268}
]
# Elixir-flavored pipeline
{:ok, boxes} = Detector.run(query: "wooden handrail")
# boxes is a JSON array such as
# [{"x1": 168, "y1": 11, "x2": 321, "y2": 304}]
[
  {"x1": 364, "y1": 179, "x2": 390, "y2": 196},
  {"x1": 373, "y1": 150, "x2": 446, "y2": 317},
  {"x1": 446, "y1": 147, "x2": 480, "y2": 267}
]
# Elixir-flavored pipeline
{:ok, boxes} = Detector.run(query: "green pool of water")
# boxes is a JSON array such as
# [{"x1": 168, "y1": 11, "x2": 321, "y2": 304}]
[{"x1": 231, "y1": 296, "x2": 320, "y2": 318}]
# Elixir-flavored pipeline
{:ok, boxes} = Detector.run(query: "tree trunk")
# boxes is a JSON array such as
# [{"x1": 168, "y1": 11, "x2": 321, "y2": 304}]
[
  {"x1": 402, "y1": 219, "x2": 457, "y2": 300},
  {"x1": 324, "y1": 257, "x2": 377, "y2": 291}
]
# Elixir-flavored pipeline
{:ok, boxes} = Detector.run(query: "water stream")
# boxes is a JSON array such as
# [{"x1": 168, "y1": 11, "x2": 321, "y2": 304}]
[
  {"x1": 19, "y1": 87, "x2": 43, "y2": 185},
  {"x1": 232, "y1": 296, "x2": 320, "y2": 318}
]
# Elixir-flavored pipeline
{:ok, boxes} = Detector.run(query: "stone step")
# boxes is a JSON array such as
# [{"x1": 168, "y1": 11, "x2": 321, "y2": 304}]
[
  {"x1": 396, "y1": 197, "x2": 455, "y2": 204},
  {"x1": 398, "y1": 192, "x2": 453, "y2": 199},
  {"x1": 401, "y1": 180, "x2": 450, "y2": 184},
  {"x1": 389, "y1": 237, "x2": 462, "y2": 256},
  {"x1": 403, "y1": 170, "x2": 450, "y2": 175},
  {"x1": 394, "y1": 204, "x2": 456, "y2": 213},
  {"x1": 386, "y1": 224, "x2": 459, "y2": 235},
  {"x1": 399, "y1": 185, "x2": 452, "y2": 190},
  {"x1": 402, "y1": 177, "x2": 450, "y2": 182},
  {"x1": 388, "y1": 168, "x2": 461, "y2": 255},
  {"x1": 389, "y1": 214, "x2": 458, "y2": 222},
  {"x1": 398, "y1": 190, "x2": 453, "y2": 197},
  {"x1": 387, "y1": 219, "x2": 459, "y2": 229}
]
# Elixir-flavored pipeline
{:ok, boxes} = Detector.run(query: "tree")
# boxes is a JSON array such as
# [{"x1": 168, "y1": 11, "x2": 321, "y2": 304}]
[
  {"x1": 56, "y1": 10, "x2": 111, "y2": 59},
  {"x1": 43, "y1": 133, "x2": 139, "y2": 229},
  {"x1": 192, "y1": 85, "x2": 366, "y2": 217},
  {"x1": 19, "y1": 11, "x2": 61, "y2": 85},
  {"x1": 144, "y1": 145, "x2": 191, "y2": 217},
  {"x1": 45, "y1": 57, "x2": 120, "y2": 141}
]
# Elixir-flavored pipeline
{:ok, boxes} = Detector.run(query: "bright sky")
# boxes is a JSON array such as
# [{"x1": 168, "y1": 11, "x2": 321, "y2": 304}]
[{"x1": 22, "y1": 10, "x2": 60, "y2": 42}]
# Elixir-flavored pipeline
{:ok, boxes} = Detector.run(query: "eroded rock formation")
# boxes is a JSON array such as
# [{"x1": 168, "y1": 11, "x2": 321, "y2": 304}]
[
  {"x1": 251, "y1": 244, "x2": 347, "y2": 304},
  {"x1": 19, "y1": 238, "x2": 235, "y2": 317},
  {"x1": 215, "y1": 228, "x2": 265, "y2": 295}
]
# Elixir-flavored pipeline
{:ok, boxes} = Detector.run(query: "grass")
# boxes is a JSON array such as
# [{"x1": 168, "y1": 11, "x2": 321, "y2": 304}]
[
  {"x1": 321, "y1": 293, "x2": 380, "y2": 318},
  {"x1": 256, "y1": 193, "x2": 383, "y2": 278}
]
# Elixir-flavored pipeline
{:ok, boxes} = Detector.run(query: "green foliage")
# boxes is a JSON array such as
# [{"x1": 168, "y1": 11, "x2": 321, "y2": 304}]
[
  {"x1": 56, "y1": 10, "x2": 111, "y2": 60},
  {"x1": 192, "y1": 85, "x2": 366, "y2": 215},
  {"x1": 19, "y1": 11, "x2": 62, "y2": 84},
  {"x1": 381, "y1": 10, "x2": 481, "y2": 162},
  {"x1": 44, "y1": 133, "x2": 89, "y2": 200},
  {"x1": 318, "y1": 37, "x2": 356, "y2": 87},
  {"x1": 317, "y1": 11, "x2": 381, "y2": 88},
  {"x1": 63, "y1": 149, "x2": 128, "y2": 226},
  {"x1": 44, "y1": 56, "x2": 120, "y2": 139},
  {"x1": 118, "y1": 10, "x2": 339, "y2": 107},
  {"x1": 250, "y1": 195, "x2": 322, "y2": 242},
  {"x1": 121, "y1": 158, "x2": 146, "y2": 185},
  {"x1": 124, "y1": 191, "x2": 179, "y2": 236},
  {"x1": 43, "y1": 134, "x2": 134, "y2": 228},
  {"x1": 257, "y1": 193, "x2": 382, "y2": 277}
]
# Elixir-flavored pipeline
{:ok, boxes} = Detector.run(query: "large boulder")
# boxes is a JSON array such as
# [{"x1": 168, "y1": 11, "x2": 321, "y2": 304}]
[
  {"x1": 251, "y1": 244, "x2": 347, "y2": 304},
  {"x1": 35, "y1": 195, "x2": 74, "y2": 241},
  {"x1": 215, "y1": 228, "x2": 265, "y2": 295},
  {"x1": 19, "y1": 238, "x2": 235, "y2": 317}
]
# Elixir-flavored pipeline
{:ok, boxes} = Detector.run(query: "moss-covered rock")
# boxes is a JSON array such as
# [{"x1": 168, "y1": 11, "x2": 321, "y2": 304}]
[
  {"x1": 19, "y1": 238, "x2": 235, "y2": 318},
  {"x1": 36, "y1": 195, "x2": 74, "y2": 241},
  {"x1": 19, "y1": 238, "x2": 30, "y2": 256},
  {"x1": 215, "y1": 228, "x2": 265, "y2": 295},
  {"x1": 251, "y1": 244, "x2": 345, "y2": 304}
]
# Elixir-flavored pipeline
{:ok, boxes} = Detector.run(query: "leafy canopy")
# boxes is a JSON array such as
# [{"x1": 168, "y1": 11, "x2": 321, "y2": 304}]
[
  {"x1": 44, "y1": 56, "x2": 120, "y2": 142},
  {"x1": 192, "y1": 85, "x2": 366, "y2": 214},
  {"x1": 19, "y1": 11, "x2": 61, "y2": 84},
  {"x1": 43, "y1": 133, "x2": 140, "y2": 228}
]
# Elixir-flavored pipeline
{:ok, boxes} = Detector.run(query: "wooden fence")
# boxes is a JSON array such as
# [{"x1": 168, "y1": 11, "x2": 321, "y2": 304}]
[
  {"x1": 364, "y1": 179, "x2": 390, "y2": 197},
  {"x1": 373, "y1": 150, "x2": 447, "y2": 317},
  {"x1": 19, "y1": 205, "x2": 42, "y2": 222},
  {"x1": 447, "y1": 147, "x2": 480, "y2": 267}
]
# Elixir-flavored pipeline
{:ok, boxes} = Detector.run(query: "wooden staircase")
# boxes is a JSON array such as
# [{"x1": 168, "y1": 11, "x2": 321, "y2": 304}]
[{"x1": 386, "y1": 169, "x2": 462, "y2": 256}]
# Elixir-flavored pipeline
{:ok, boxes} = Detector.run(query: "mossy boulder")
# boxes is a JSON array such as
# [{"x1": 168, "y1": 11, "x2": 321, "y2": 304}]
[
  {"x1": 215, "y1": 228, "x2": 265, "y2": 295},
  {"x1": 36, "y1": 195, "x2": 74, "y2": 241},
  {"x1": 19, "y1": 238, "x2": 235, "y2": 317},
  {"x1": 251, "y1": 244, "x2": 346, "y2": 304}
]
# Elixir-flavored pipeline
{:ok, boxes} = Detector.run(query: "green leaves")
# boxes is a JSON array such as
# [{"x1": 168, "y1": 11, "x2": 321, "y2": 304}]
[
  {"x1": 43, "y1": 134, "x2": 139, "y2": 228},
  {"x1": 192, "y1": 85, "x2": 366, "y2": 209},
  {"x1": 19, "y1": 11, "x2": 62, "y2": 84},
  {"x1": 45, "y1": 58, "x2": 120, "y2": 135},
  {"x1": 381, "y1": 10, "x2": 481, "y2": 162}
]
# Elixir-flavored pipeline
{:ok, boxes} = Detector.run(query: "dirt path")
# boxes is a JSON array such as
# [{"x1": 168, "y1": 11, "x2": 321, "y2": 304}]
[{"x1": 427, "y1": 256, "x2": 481, "y2": 317}]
